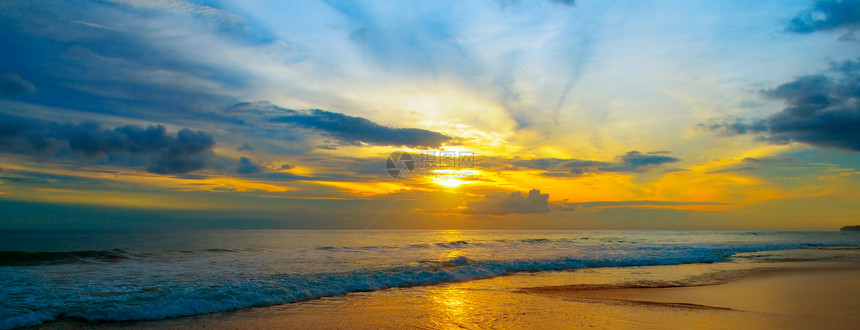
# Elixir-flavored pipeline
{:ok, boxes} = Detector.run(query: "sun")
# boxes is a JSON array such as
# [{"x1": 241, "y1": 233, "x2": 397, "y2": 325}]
[
  {"x1": 429, "y1": 169, "x2": 480, "y2": 188},
  {"x1": 433, "y1": 178, "x2": 470, "y2": 188}
]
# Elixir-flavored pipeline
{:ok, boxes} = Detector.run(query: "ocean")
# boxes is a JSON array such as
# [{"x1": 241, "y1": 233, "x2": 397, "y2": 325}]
[{"x1": 1, "y1": 230, "x2": 859, "y2": 329}]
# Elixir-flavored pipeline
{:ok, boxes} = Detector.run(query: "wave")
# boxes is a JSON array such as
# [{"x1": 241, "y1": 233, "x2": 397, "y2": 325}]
[
  {"x1": 3, "y1": 241, "x2": 858, "y2": 329},
  {"x1": 519, "y1": 238, "x2": 552, "y2": 244},
  {"x1": 0, "y1": 249, "x2": 140, "y2": 266},
  {"x1": 435, "y1": 240, "x2": 468, "y2": 248},
  {"x1": 10, "y1": 252, "x2": 704, "y2": 328},
  {"x1": 0, "y1": 239, "x2": 475, "y2": 267},
  {"x1": 0, "y1": 239, "x2": 858, "y2": 328},
  {"x1": 0, "y1": 247, "x2": 280, "y2": 266},
  {"x1": 311, "y1": 240, "x2": 472, "y2": 252}
]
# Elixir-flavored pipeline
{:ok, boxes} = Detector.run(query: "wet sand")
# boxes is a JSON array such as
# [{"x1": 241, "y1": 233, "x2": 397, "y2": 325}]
[
  {"x1": 36, "y1": 261, "x2": 860, "y2": 329},
  {"x1": 524, "y1": 265, "x2": 860, "y2": 329}
]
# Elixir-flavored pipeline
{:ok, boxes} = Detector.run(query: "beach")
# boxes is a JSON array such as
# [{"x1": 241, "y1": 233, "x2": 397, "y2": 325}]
[
  {"x1": 3, "y1": 230, "x2": 857, "y2": 329},
  {"x1": 36, "y1": 258, "x2": 860, "y2": 329},
  {"x1": 6, "y1": 0, "x2": 860, "y2": 328}
]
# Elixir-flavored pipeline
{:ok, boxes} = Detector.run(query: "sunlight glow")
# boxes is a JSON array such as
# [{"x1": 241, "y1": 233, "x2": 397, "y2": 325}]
[
  {"x1": 430, "y1": 169, "x2": 480, "y2": 188},
  {"x1": 433, "y1": 179, "x2": 470, "y2": 188}
]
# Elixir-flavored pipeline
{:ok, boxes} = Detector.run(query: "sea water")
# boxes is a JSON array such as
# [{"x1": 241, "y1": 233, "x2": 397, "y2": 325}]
[{"x1": 1, "y1": 230, "x2": 858, "y2": 328}]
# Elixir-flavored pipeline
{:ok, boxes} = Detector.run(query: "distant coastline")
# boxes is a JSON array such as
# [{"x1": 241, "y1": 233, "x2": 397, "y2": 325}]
[{"x1": 841, "y1": 225, "x2": 860, "y2": 232}]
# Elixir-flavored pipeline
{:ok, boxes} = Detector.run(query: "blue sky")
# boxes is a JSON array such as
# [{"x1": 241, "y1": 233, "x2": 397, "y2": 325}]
[{"x1": 1, "y1": 0, "x2": 859, "y2": 229}]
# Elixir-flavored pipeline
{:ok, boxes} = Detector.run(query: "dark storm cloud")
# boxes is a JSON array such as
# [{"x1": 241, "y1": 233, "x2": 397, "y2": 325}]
[
  {"x1": 702, "y1": 59, "x2": 860, "y2": 151},
  {"x1": 786, "y1": 0, "x2": 860, "y2": 35},
  {"x1": 270, "y1": 109, "x2": 453, "y2": 148},
  {"x1": 146, "y1": 129, "x2": 215, "y2": 174},
  {"x1": 237, "y1": 157, "x2": 263, "y2": 174},
  {"x1": 0, "y1": 73, "x2": 36, "y2": 98},
  {"x1": 0, "y1": 113, "x2": 215, "y2": 174},
  {"x1": 504, "y1": 151, "x2": 679, "y2": 176}
]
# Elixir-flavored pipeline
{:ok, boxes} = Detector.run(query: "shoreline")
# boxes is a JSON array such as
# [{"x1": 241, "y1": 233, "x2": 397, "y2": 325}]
[
  {"x1": 33, "y1": 259, "x2": 860, "y2": 329},
  {"x1": 524, "y1": 264, "x2": 860, "y2": 329}
]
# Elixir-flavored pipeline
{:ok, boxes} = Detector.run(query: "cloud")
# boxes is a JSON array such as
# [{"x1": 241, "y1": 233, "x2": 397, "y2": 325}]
[
  {"x1": 506, "y1": 151, "x2": 679, "y2": 176},
  {"x1": 704, "y1": 156, "x2": 796, "y2": 174},
  {"x1": 786, "y1": 0, "x2": 860, "y2": 36},
  {"x1": 461, "y1": 189, "x2": 550, "y2": 215},
  {"x1": 236, "y1": 143, "x2": 254, "y2": 151},
  {"x1": 497, "y1": 0, "x2": 575, "y2": 8},
  {"x1": 603, "y1": 151, "x2": 680, "y2": 172},
  {"x1": 106, "y1": 0, "x2": 244, "y2": 23},
  {"x1": 237, "y1": 157, "x2": 263, "y2": 174},
  {"x1": 0, "y1": 113, "x2": 215, "y2": 174},
  {"x1": 146, "y1": 129, "x2": 215, "y2": 174},
  {"x1": 741, "y1": 156, "x2": 796, "y2": 164},
  {"x1": 702, "y1": 58, "x2": 860, "y2": 151},
  {"x1": 0, "y1": 1, "x2": 252, "y2": 119},
  {"x1": 706, "y1": 166, "x2": 757, "y2": 174},
  {"x1": 224, "y1": 101, "x2": 455, "y2": 150},
  {"x1": 0, "y1": 73, "x2": 36, "y2": 98},
  {"x1": 551, "y1": 200, "x2": 731, "y2": 211},
  {"x1": 456, "y1": 189, "x2": 727, "y2": 215},
  {"x1": 510, "y1": 158, "x2": 609, "y2": 171},
  {"x1": 699, "y1": 116, "x2": 767, "y2": 136},
  {"x1": 270, "y1": 108, "x2": 453, "y2": 148},
  {"x1": 549, "y1": 0, "x2": 575, "y2": 6}
]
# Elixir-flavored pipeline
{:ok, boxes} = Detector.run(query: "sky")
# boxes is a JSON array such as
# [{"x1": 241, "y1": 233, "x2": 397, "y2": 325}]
[{"x1": 1, "y1": 0, "x2": 859, "y2": 230}]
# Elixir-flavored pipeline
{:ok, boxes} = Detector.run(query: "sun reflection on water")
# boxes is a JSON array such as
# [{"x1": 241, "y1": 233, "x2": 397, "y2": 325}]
[
  {"x1": 438, "y1": 229, "x2": 464, "y2": 242},
  {"x1": 426, "y1": 229, "x2": 475, "y2": 327},
  {"x1": 429, "y1": 285, "x2": 473, "y2": 327}
]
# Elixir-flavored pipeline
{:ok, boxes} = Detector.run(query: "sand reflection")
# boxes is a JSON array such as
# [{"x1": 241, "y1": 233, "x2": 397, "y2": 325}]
[{"x1": 429, "y1": 286, "x2": 472, "y2": 326}]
